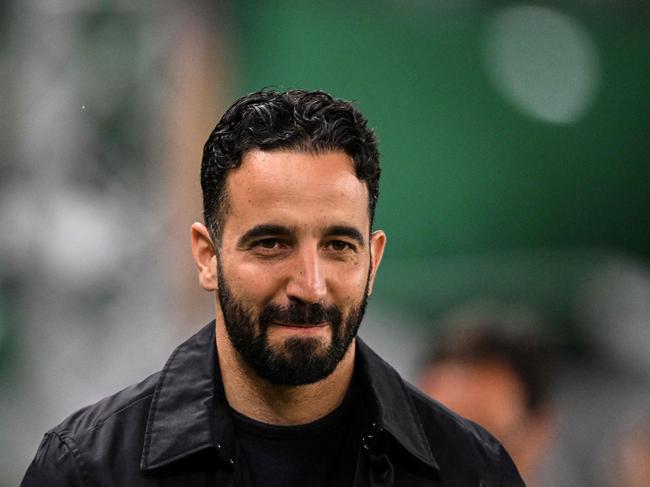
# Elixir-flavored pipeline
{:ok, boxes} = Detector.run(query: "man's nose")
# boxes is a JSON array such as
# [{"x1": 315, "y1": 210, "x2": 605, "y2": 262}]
[{"x1": 285, "y1": 246, "x2": 327, "y2": 303}]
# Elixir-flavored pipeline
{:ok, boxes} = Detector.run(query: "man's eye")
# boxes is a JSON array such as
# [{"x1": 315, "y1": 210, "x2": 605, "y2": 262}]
[
  {"x1": 328, "y1": 240, "x2": 352, "y2": 251},
  {"x1": 256, "y1": 239, "x2": 281, "y2": 249}
]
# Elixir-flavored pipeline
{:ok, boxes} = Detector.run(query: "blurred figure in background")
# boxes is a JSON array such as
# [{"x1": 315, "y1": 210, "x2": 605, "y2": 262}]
[{"x1": 418, "y1": 303, "x2": 556, "y2": 486}]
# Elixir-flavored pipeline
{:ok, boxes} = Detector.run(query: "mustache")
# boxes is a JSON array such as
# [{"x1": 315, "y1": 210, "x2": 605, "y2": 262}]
[{"x1": 259, "y1": 301, "x2": 342, "y2": 328}]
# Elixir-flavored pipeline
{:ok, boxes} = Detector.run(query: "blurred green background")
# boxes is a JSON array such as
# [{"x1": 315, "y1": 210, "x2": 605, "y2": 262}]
[{"x1": 233, "y1": 0, "x2": 650, "y2": 337}]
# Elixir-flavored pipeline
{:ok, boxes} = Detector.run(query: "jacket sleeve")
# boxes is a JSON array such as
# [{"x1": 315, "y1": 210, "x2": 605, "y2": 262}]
[{"x1": 21, "y1": 432, "x2": 85, "y2": 487}]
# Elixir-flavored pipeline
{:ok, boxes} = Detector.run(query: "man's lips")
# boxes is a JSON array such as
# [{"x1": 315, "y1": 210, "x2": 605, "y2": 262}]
[
  {"x1": 269, "y1": 322, "x2": 331, "y2": 338},
  {"x1": 272, "y1": 321, "x2": 328, "y2": 328}
]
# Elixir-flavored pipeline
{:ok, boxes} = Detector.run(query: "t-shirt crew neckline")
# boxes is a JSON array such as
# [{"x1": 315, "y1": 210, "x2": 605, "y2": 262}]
[{"x1": 229, "y1": 387, "x2": 357, "y2": 440}]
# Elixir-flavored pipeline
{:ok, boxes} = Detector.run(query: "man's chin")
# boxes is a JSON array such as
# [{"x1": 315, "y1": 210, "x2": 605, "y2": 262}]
[
  {"x1": 274, "y1": 334, "x2": 330, "y2": 360},
  {"x1": 253, "y1": 336, "x2": 346, "y2": 386}
]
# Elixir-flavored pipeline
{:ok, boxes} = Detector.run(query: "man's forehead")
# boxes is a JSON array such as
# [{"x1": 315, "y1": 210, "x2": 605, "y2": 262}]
[
  {"x1": 237, "y1": 147, "x2": 355, "y2": 175},
  {"x1": 227, "y1": 149, "x2": 365, "y2": 195},
  {"x1": 221, "y1": 149, "x2": 370, "y2": 230}
]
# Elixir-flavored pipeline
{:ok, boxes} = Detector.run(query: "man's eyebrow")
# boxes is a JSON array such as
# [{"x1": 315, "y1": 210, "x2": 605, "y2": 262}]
[
  {"x1": 238, "y1": 224, "x2": 293, "y2": 245},
  {"x1": 325, "y1": 225, "x2": 365, "y2": 246}
]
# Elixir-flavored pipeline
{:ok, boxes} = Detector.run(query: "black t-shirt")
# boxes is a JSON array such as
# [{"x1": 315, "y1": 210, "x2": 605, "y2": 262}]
[{"x1": 231, "y1": 384, "x2": 364, "y2": 487}]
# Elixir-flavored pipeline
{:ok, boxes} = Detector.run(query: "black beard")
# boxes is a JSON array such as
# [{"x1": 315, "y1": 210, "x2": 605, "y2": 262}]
[{"x1": 217, "y1": 266, "x2": 368, "y2": 386}]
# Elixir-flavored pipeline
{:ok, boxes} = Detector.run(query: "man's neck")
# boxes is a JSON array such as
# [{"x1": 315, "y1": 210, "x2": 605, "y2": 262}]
[{"x1": 214, "y1": 319, "x2": 356, "y2": 426}]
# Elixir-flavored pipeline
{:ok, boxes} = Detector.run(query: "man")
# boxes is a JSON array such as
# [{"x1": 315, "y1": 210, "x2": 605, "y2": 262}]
[
  {"x1": 418, "y1": 305, "x2": 555, "y2": 487},
  {"x1": 22, "y1": 89, "x2": 525, "y2": 486}
]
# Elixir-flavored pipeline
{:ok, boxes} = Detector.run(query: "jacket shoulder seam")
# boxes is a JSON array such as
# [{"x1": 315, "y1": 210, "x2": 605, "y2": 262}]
[
  {"x1": 88, "y1": 391, "x2": 155, "y2": 435},
  {"x1": 56, "y1": 390, "x2": 156, "y2": 440},
  {"x1": 50, "y1": 431, "x2": 89, "y2": 487}
]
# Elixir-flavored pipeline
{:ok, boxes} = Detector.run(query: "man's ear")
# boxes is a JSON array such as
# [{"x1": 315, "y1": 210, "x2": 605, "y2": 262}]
[
  {"x1": 191, "y1": 222, "x2": 218, "y2": 291},
  {"x1": 367, "y1": 230, "x2": 387, "y2": 296}
]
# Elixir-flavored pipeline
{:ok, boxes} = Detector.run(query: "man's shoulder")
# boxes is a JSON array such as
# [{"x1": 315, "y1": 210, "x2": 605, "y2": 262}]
[
  {"x1": 357, "y1": 338, "x2": 502, "y2": 459},
  {"x1": 22, "y1": 323, "x2": 218, "y2": 486},
  {"x1": 48, "y1": 371, "x2": 160, "y2": 442},
  {"x1": 356, "y1": 340, "x2": 523, "y2": 484},
  {"x1": 405, "y1": 380, "x2": 524, "y2": 484},
  {"x1": 22, "y1": 372, "x2": 162, "y2": 486},
  {"x1": 405, "y1": 380, "x2": 501, "y2": 454}
]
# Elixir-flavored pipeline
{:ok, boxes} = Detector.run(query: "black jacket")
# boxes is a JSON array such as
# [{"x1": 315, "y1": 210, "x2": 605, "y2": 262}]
[{"x1": 22, "y1": 321, "x2": 525, "y2": 486}]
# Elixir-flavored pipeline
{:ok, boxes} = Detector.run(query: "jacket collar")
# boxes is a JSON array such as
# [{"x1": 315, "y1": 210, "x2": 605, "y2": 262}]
[
  {"x1": 140, "y1": 322, "x2": 234, "y2": 471},
  {"x1": 356, "y1": 338, "x2": 439, "y2": 471},
  {"x1": 140, "y1": 321, "x2": 439, "y2": 472}
]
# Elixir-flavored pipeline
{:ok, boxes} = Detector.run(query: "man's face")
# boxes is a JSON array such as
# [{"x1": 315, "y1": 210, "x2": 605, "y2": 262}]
[{"x1": 213, "y1": 149, "x2": 385, "y2": 386}]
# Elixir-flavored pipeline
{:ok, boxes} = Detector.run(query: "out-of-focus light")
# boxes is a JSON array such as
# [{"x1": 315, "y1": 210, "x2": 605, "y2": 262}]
[
  {"x1": 42, "y1": 190, "x2": 126, "y2": 289},
  {"x1": 484, "y1": 5, "x2": 601, "y2": 124}
]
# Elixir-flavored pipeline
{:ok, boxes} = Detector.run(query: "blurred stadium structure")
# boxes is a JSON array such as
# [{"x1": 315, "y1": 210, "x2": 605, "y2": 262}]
[{"x1": 1, "y1": 1, "x2": 649, "y2": 485}]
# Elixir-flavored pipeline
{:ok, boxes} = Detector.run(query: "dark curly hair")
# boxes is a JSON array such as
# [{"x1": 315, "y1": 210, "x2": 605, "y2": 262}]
[{"x1": 201, "y1": 89, "x2": 381, "y2": 244}]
